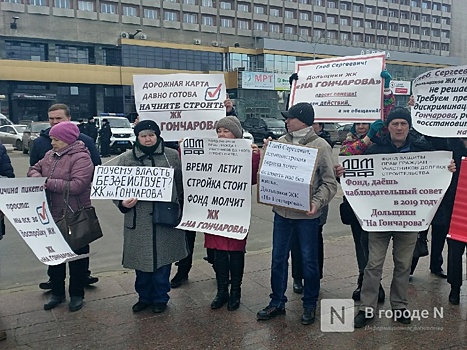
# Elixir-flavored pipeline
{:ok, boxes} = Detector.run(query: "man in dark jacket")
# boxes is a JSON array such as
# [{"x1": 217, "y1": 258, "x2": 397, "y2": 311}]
[
  {"x1": 354, "y1": 107, "x2": 455, "y2": 328},
  {"x1": 30, "y1": 103, "x2": 101, "y2": 290},
  {"x1": 0, "y1": 142, "x2": 15, "y2": 239},
  {"x1": 98, "y1": 118, "x2": 112, "y2": 157},
  {"x1": 84, "y1": 117, "x2": 98, "y2": 142}
]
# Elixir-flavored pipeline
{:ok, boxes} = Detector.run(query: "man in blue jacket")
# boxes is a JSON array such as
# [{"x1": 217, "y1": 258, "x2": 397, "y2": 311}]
[{"x1": 30, "y1": 103, "x2": 101, "y2": 290}]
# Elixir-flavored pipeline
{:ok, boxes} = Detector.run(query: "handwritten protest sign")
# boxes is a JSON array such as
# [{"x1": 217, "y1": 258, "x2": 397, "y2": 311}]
[
  {"x1": 0, "y1": 178, "x2": 86, "y2": 265},
  {"x1": 258, "y1": 141, "x2": 318, "y2": 212},
  {"x1": 412, "y1": 65, "x2": 467, "y2": 137},
  {"x1": 339, "y1": 151, "x2": 452, "y2": 232},
  {"x1": 133, "y1": 74, "x2": 226, "y2": 141},
  {"x1": 177, "y1": 138, "x2": 251, "y2": 240},
  {"x1": 290, "y1": 53, "x2": 385, "y2": 123},
  {"x1": 90, "y1": 166, "x2": 174, "y2": 201},
  {"x1": 448, "y1": 157, "x2": 467, "y2": 243}
]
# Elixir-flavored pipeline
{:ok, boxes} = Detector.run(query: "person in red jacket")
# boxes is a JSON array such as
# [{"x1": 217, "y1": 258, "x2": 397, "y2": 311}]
[{"x1": 207, "y1": 116, "x2": 260, "y2": 311}]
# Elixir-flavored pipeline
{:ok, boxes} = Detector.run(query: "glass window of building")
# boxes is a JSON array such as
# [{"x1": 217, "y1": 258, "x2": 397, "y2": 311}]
[
  {"x1": 6, "y1": 41, "x2": 48, "y2": 61},
  {"x1": 78, "y1": 1, "x2": 94, "y2": 11},
  {"x1": 144, "y1": 8, "x2": 158, "y2": 19},
  {"x1": 183, "y1": 0, "x2": 196, "y2": 4},
  {"x1": 389, "y1": 37, "x2": 398, "y2": 45},
  {"x1": 411, "y1": 26, "x2": 420, "y2": 34},
  {"x1": 284, "y1": 25, "x2": 295, "y2": 34},
  {"x1": 365, "y1": 6, "x2": 375, "y2": 14},
  {"x1": 166, "y1": 0, "x2": 178, "y2": 2},
  {"x1": 56, "y1": 45, "x2": 92, "y2": 64},
  {"x1": 269, "y1": 23, "x2": 280, "y2": 32},
  {"x1": 352, "y1": 33, "x2": 362, "y2": 42},
  {"x1": 220, "y1": 1, "x2": 232, "y2": 10},
  {"x1": 220, "y1": 17, "x2": 233, "y2": 27},
  {"x1": 254, "y1": 21, "x2": 265, "y2": 31},
  {"x1": 432, "y1": 29, "x2": 440, "y2": 37},
  {"x1": 441, "y1": 4, "x2": 450, "y2": 12},
  {"x1": 4, "y1": 0, "x2": 21, "y2": 3},
  {"x1": 441, "y1": 17, "x2": 450, "y2": 25},
  {"x1": 410, "y1": 40, "x2": 419, "y2": 48},
  {"x1": 441, "y1": 43, "x2": 449, "y2": 51},
  {"x1": 285, "y1": 10, "x2": 295, "y2": 19},
  {"x1": 201, "y1": 0, "x2": 213, "y2": 7},
  {"x1": 400, "y1": 25, "x2": 409, "y2": 33},
  {"x1": 327, "y1": 31, "x2": 337, "y2": 39},
  {"x1": 164, "y1": 10, "x2": 179, "y2": 21},
  {"x1": 432, "y1": 16, "x2": 440, "y2": 23},
  {"x1": 365, "y1": 20, "x2": 374, "y2": 29},
  {"x1": 400, "y1": 38, "x2": 409, "y2": 47},
  {"x1": 411, "y1": 13, "x2": 420, "y2": 20},
  {"x1": 378, "y1": 8, "x2": 387, "y2": 16},
  {"x1": 340, "y1": 2, "x2": 350, "y2": 10},
  {"x1": 238, "y1": 19, "x2": 249, "y2": 29},
  {"x1": 237, "y1": 3, "x2": 249, "y2": 12},
  {"x1": 101, "y1": 2, "x2": 117, "y2": 14},
  {"x1": 202, "y1": 15, "x2": 215, "y2": 25},
  {"x1": 365, "y1": 35, "x2": 375, "y2": 43},
  {"x1": 326, "y1": 15, "x2": 336, "y2": 24},
  {"x1": 421, "y1": 15, "x2": 430, "y2": 22},
  {"x1": 411, "y1": 0, "x2": 419, "y2": 6},
  {"x1": 353, "y1": 4, "x2": 362, "y2": 12},
  {"x1": 270, "y1": 7, "x2": 281, "y2": 17},
  {"x1": 299, "y1": 27, "x2": 310, "y2": 36},
  {"x1": 30, "y1": 0, "x2": 47, "y2": 5},
  {"x1": 377, "y1": 21, "x2": 386, "y2": 30},
  {"x1": 400, "y1": 11, "x2": 409, "y2": 19},
  {"x1": 254, "y1": 5, "x2": 265, "y2": 14},
  {"x1": 421, "y1": 27, "x2": 430, "y2": 35},
  {"x1": 432, "y1": 2, "x2": 440, "y2": 11},
  {"x1": 314, "y1": 0, "x2": 323, "y2": 5},
  {"x1": 313, "y1": 13, "x2": 323, "y2": 22},
  {"x1": 441, "y1": 30, "x2": 449, "y2": 38},
  {"x1": 183, "y1": 13, "x2": 198, "y2": 23},
  {"x1": 340, "y1": 32, "x2": 349, "y2": 41},
  {"x1": 313, "y1": 29, "x2": 323, "y2": 38},
  {"x1": 352, "y1": 19, "x2": 362, "y2": 27},
  {"x1": 378, "y1": 36, "x2": 386, "y2": 44},
  {"x1": 421, "y1": 41, "x2": 430, "y2": 49},
  {"x1": 388, "y1": 9, "x2": 398, "y2": 17},
  {"x1": 432, "y1": 42, "x2": 439, "y2": 51},
  {"x1": 299, "y1": 11, "x2": 310, "y2": 20},
  {"x1": 421, "y1": 1, "x2": 430, "y2": 9},
  {"x1": 299, "y1": 0, "x2": 310, "y2": 4},
  {"x1": 54, "y1": 0, "x2": 70, "y2": 8},
  {"x1": 122, "y1": 5, "x2": 137, "y2": 17},
  {"x1": 389, "y1": 23, "x2": 398, "y2": 31},
  {"x1": 327, "y1": 0, "x2": 336, "y2": 8},
  {"x1": 103, "y1": 47, "x2": 122, "y2": 66},
  {"x1": 340, "y1": 17, "x2": 349, "y2": 26}
]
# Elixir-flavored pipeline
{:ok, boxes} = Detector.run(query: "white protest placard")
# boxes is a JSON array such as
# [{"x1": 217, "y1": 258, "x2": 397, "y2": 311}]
[
  {"x1": 390, "y1": 80, "x2": 411, "y2": 95},
  {"x1": 258, "y1": 141, "x2": 318, "y2": 212},
  {"x1": 177, "y1": 138, "x2": 252, "y2": 240},
  {"x1": 0, "y1": 178, "x2": 86, "y2": 265},
  {"x1": 134, "y1": 74, "x2": 226, "y2": 141},
  {"x1": 339, "y1": 151, "x2": 453, "y2": 232},
  {"x1": 291, "y1": 53, "x2": 385, "y2": 123},
  {"x1": 412, "y1": 65, "x2": 467, "y2": 137},
  {"x1": 91, "y1": 166, "x2": 174, "y2": 201}
]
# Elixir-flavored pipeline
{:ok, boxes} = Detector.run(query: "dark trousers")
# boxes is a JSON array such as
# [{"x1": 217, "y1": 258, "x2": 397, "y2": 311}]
[
  {"x1": 350, "y1": 221, "x2": 369, "y2": 285},
  {"x1": 447, "y1": 238, "x2": 467, "y2": 288},
  {"x1": 175, "y1": 231, "x2": 196, "y2": 275},
  {"x1": 213, "y1": 250, "x2": 245, "y2": 292},
  {"x1": 411, "y1": 225, "x2": 447, "y2": 274},
  {"x1": 291, "y1": 225, "x2": 324, "y2": 280},
  {"x1": 135, "y1": 264, "x2": 171, "y2": 304},
  {"x1": 48, "y1": 245, "x2": 89, "y2": 297},
  {"x1": 48, "y1": 257, "x2": 91, "y2": 278},
  {"x1": 100, "y1": 140, "x2": 110, "y2": 156}
]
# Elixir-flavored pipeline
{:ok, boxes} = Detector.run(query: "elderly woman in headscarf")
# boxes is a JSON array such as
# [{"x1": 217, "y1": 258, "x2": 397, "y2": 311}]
[{"x1": 115, "y1": 120, "x2": 187, "y2": 314}]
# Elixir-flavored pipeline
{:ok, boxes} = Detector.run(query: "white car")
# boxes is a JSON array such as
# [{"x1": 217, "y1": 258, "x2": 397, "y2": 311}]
[
  {"x1": 0, "y1": 124, "x2": 26, "y2": 150},
  {"x1": 243, "y1": 129, "x2": 254, "y2": 141},
  {"x1": 94, "y1": 116, "x2": 136, "y2": 153}
]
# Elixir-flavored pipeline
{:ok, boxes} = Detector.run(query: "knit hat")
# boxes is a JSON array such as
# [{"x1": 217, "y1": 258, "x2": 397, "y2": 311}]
[
  {"x1": 281, "y1": 102, "x2": 315, "y2": 126},
  {"x1": 49, "y1": 122, "x2": 80, "y2": 145},
  {"x1": 385, "y1": 107, "x2": 412, "y2": 127},
  {"x1": 134, "y1": 120, "x2": 161, "y2": 137},
  {"x1": 215, "y1": 116, "x2": 243, "y2": 139}
]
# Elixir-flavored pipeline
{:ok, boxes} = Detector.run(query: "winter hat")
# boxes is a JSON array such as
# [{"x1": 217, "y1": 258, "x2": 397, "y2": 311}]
[
  {"x1": 281, "y1": 102, "x2": 315, "y2": 126},
  {"x1": 134, "y1": 120, "x2": 161, "y2": 137},
  {"x1": 49, "y1": 122, "x2": 80, "y2": 145},
  {"x1": 215, "y1": 116, "x2": 243, "y2": 139},
  {"x1": 385, "y1": 107, "x2": 412, "y2": 128}
]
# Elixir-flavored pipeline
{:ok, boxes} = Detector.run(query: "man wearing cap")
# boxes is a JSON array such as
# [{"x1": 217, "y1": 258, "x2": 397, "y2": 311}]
[
  {"x1": 84, "y1": 117, "x2": 98, "y2": 142},
  {"x1": 257, "y1": 102, "x2": 337, "y2": 325},
  {"x1": 353, "y1": 107, "x2": 456, "y2": 328}
]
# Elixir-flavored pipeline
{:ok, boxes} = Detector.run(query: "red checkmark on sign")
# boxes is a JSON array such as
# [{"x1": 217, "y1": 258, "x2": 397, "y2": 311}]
[
  {"x1": 206, "y1": 83, "x2": 222, "y2": 99},
  {"x1": 38, "y1": 201, "x2": 47, "y2": 221}
]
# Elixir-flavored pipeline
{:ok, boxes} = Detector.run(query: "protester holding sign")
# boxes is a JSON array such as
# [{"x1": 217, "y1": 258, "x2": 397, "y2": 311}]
[
  {"x1": 352, "y1": 107, "x2": 456, "y2": 328},
  {"x1": 28, "y1": 122, "x2": 94, "y2": 312},
  {"x1": 257, "y1": 103, "x2": 337, "y2": 326},
  {"x1": 205, "y1": 116, "x2": 260, "y2": 311},
  {"x1": 114, "y1": 120, "x2": 187, "y2": 314}
]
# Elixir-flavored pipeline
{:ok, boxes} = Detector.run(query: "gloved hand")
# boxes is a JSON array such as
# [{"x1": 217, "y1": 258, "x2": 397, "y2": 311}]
[
  {"x1": 380, "y1": 69, "x2": 392, "y2": 89},
  {"x1": 367, "y1": 120, "x2": 384, "y2": 139},
  {"x1": 289, "y1": 73, "x2": 298, "y2": 86}
]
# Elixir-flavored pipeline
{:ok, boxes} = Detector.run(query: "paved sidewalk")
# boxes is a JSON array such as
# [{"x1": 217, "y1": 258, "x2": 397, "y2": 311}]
[{"x1": 1, "y1": 235, "x2": 465, "y2": 349}]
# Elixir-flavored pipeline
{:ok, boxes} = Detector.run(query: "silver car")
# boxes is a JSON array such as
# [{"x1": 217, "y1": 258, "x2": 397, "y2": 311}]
[{"x1": 0, "y1": 124, "x2": 26, "y2": 150}]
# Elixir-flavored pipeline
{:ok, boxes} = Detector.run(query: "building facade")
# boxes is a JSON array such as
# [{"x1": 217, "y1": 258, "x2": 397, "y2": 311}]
[{"x1": 0, "y1": 0, "x2": 463, "y2": 122}]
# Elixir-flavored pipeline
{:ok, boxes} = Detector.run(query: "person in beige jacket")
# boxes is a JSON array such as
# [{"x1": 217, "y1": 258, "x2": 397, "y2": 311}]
[{"x1": 257, "y1": 102, "x2": 337, "y2": 325}]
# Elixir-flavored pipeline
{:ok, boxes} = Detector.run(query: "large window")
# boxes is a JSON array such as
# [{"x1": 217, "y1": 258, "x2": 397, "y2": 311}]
[
  {"x1": 220, "y1": 17, "x2": 233, "y2": 27},
  {"x1": 56, "y1": 45, "x2": 93, "y2": 64},
  {"x1": 143, "y1": 8, "x2": 158, "y2": 19},
  {"x1": 269, "y1": 23, "x2": 280, "y2": 32},
  {"x1": 103, "y1": 47, "x2": 122, "y2": 66},
  {"x1": 202, "y1": 15, "x2": 215, "y2": 26},
  {"x1": 122, "y1": 46, "x2": 223, "y2": 71},
  {"x1": 54, "y1": 0, "x2": 71, "y2": 8},
  {"x1": 201, "y1": 0, "x2": 213, "y2": 7},
  {"x1": 254, "y1": 21, "x2": 265, "y2": 31},
  {"x1": 164, "y1": 11, "x2": 179, "y2": 21},
  {"x1": 270, "y1": 7, "x2": 280, "y2": 17},
  {"x1": 299, "y1": 11, "x2": 310, "y2": 20},
  {"x1": 6, "y1": 41, "x2": 48, "y2": 61},
  {"x1": 183, "y1": 13, "x2": 198, "y2": 23},
  {"x1": 101, "y1": 2, "x2": 117, "y2": 14},
  {"x1": 254, "y1": 5, "x2": 265, "y2": 14},
  {"x1": 285, "y1": 10, "x2": 295, "y2": 19},
  {"x1": 219, "y1": 1, "x2": 232, "y2": 10},
  {"x1": 238, "y1": 19, "x2": 249, "y2": 30},
  {"x1": 78, "y1": 0, "x2": 94, "y2": 11},
  {"x1": 122, "y1": 5, "x2": 137, "y2": 17},
  {"x1": 30, "y1": 0, "x2": 47, "y2": 5},
  {"x1": 237, "y1": 3, "x2": 249, "y2": 12}
]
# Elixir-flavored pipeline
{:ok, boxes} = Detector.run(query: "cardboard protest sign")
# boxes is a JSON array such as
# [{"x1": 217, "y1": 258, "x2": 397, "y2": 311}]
[
  {"x1": 133, "y1": 74, "x2": 226, "y2": 141},
  {"x1": 448, "y1": 157, "x2": 467, "y2": 243},
  {"x1": 258, "y1": 141, "x2": 318, "y2": 212},
  {"x1": 339, "y1": 151, "x2": 452, "y2": 232},
  {"x1": 390, "y1": 80, "x2": 411, "y2": 95},
  {"x1": 0, "y1": 178, "x2": 86, "y2": 265},
  {"x1": 177, "y1": 138, "x2": 252, "y2": 240},
  {"x1": 291, "y1": 53, "x2": 385, "y2": 123},
  {"x1": 412, "y1": 65, "x2": 467, "y2": 137},
  {"x1": 90, "y1": 166, "x2": 174, "y2": 201}
]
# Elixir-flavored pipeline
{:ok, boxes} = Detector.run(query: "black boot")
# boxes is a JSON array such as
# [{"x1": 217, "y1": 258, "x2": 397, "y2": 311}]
[
  {"x1": 228, "y1": 252, "x2": 245, "y2": 311},
  {"x1": 211, "y1": 250, "x2": 230, "y2": 310},
  {"x1": 378, "y1": 284, "x2": 386, "y2": 303},
  {"x1": 352, "y1": 273, "x2": 363, "y2": 301},
  {"x1": 449, "y1": 286, "x2": 461, "y2": 305}
]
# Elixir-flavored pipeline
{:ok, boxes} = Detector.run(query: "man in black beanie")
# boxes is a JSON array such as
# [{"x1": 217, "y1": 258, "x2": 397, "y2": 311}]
[{"x1": 98, "y1": 118, "x2": 112, "y2": 157}]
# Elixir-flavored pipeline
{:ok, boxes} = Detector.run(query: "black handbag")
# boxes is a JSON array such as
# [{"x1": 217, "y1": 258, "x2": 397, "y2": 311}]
[
  {"x1": 339, "y1": 198, "x2": 357, "y2": 225},
  {"x1": 413, "y1": 233, "x2": 429, "y2": 258},
  {"x1": 152, "y1": 201, "x2": 181, "y2": 227},
  {"x1": 55, "y1": 182, "x2": 103, "y2": 251}
]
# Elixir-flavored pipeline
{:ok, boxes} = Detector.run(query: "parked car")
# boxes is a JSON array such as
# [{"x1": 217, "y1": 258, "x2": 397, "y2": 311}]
[
  {"x1": 22, "y1": 122, "x2": 49, "y2": 154},
  {"x1": 242, "y1": 117, "x2": 286, "y2": 143},
  {"x1": 322, "y1": 123, "x2": 340, "y2": 146},
  {"x1": 0, "y1": 124, "x2": 26, "y2": 150},
  {"x1": 94, "y1": 116, "x2": 135, "y2": 153},
  {"x1": 337, "y1": 124, "x2": 353, "y2": 144},
  {"x1": 0, "y1": 113, "x2": 14, "y2": 127}
]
